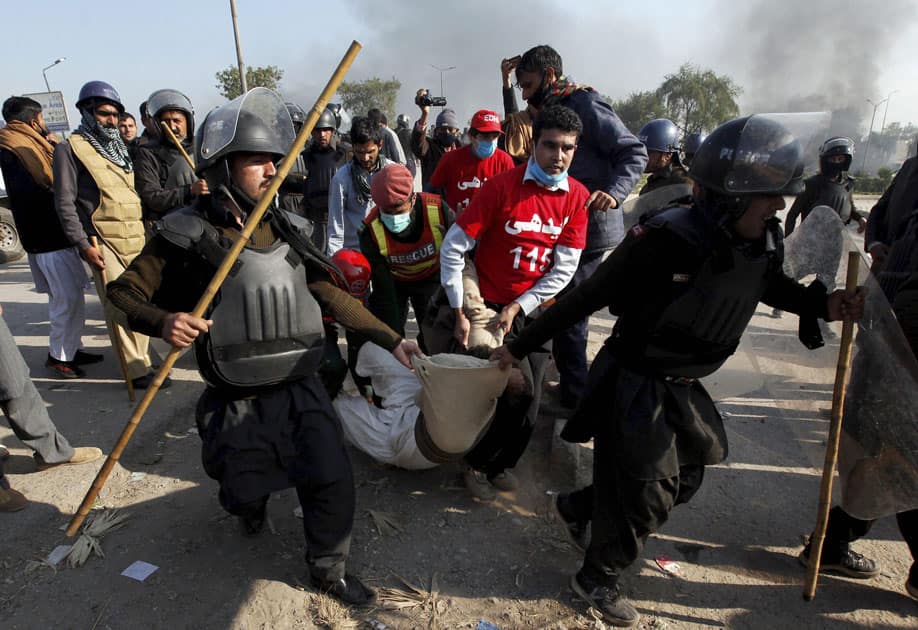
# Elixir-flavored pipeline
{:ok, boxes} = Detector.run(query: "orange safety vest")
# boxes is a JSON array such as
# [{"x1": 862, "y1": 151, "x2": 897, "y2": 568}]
[{"x1": 364, "y1": 193, "x2": 446, "y2": 282}]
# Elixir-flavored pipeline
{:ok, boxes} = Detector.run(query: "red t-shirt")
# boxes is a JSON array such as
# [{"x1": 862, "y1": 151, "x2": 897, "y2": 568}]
[
  {"x1": 428, "y1": 144, "x2": 515, "y2": 215},
  {"x1": 457, "y1": 164, "x2": 589, "y2": 306}
]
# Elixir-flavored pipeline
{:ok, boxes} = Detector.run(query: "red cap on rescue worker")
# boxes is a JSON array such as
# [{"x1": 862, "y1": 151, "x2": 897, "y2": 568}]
[
  {"x1": 370, "y1": 164, "x2": 415, "y2": 209},
  {"x1": 470, "y1": 110, "x2": 503, "y2": 134}
]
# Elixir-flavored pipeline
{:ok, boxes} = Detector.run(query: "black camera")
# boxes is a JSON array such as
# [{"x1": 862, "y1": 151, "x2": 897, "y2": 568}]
[{"x1": 416, "y1": 91, "x2": 447, "y2": 108}]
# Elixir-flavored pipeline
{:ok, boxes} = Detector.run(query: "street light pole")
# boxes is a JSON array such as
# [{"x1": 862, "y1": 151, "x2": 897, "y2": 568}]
[
  {"x1": 861, "y1": 97, "x2": 888, "y2": 174},
  {"x1": 429, "y1": 64, "x2": 456, "y2": 97},
  {"x1": 880, "y1": 89, "x2": 899, "y2": 135},
  {"x1": 229, "y1": 0, "x2": 248, "y2": 93},
  {"x1": 42, "y1": 57, "x2": 66, "y2": 93}
]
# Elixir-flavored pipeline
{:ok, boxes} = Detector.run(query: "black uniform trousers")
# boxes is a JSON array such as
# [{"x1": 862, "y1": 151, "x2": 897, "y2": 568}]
[
  {"x1": 464, "y1": 305, "x2": 550, "y2": 478},
  {"x1": 195, "y1": 376, "x2": 355, "y2": 582},
  {"x1": 820, "y1": 506, "x2": 917, "y2": 570}
]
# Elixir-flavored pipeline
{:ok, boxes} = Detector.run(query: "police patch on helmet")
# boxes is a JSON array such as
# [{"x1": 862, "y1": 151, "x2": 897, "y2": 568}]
[{"x1": 630, "y1": 224, "x2": 645, "y2": 237}]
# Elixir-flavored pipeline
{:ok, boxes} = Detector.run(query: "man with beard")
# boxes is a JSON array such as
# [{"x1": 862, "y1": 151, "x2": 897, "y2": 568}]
[
  {"x1": 0, "y1": 96, "x2": 102, "y2": 378},
  {"x1": 513, "y1": 44, "x2": 647, "y2": 411},
  {"x1": 134, "y1": 89, "x2": 208, "y2": 223},
  {"x1": 491, "y1": 116, "x2": 865, "y2": 627},
  {"x1": 53, "y1": 81, "x2": 163, "y2": 390},
  {"x1": 303, "y1": 106, "x2": 347, "y2": 253},
  {"x1": 107, "y1": 88, "x2": 422, "y2": 605},
  {"x1": 327, "y1": 117, "x2": 391, "y2": 255},
  {"x1": 411, "y1": 93, "x2": 461, "y2": 188},
  {"x1": 637, "y1": 118, "x2": 691, "y2": 196}
]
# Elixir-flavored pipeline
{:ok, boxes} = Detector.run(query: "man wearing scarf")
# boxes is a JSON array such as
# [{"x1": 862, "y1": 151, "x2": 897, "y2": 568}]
[
  {"x1": 514, "y1": 45, "x2": 648, "y2": 412},
  {"x1": 327, "y1": 116, "x2": 391, "y2": 255},
  {"x1": 0, "y1": 96, "x2": 103, "y2": 379},
  {"x1": 53, "y1": 81, "x2": 164, "y2": 390}
]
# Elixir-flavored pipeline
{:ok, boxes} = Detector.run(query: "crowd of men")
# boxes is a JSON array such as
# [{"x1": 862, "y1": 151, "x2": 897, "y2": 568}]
[{"x1": 0, "y1": 43, "x2": 915, "y2": 626}]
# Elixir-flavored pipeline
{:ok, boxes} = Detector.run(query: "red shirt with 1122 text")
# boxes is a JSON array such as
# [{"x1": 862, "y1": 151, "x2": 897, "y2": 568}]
[{"x1": 457, "y1": 163, "x2": 589, "y2": 306}]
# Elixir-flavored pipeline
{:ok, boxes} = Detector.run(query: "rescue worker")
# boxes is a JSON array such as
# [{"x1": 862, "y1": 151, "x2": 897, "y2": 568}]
[
  {"x1": 785, "y1": 136, "x2": 866, "y2": 236},
  {"x1": 303, "y1": 106, "x2": 347, "y2": 252},
  {"x1": 134, "y1": 89, "x2": 207, "y2": 223},
  {"x1": 360, "y1": 163, "x2": 453, "y2": 349},
  {"x1": 637, "y1": 118, "x2": 692, "y2": 196},
  {"x1": 682, "y1": 131, "x2": 706, "y2": 168},
  {"x1": 106, "y1": 88, "x2": 423, "y2": 606},
  {"x1": 491, "y1": 115, "x2": 866, "y2": 627},
  {"x1": 53, "y1": 80, "x2": 162, "y2": 389}
]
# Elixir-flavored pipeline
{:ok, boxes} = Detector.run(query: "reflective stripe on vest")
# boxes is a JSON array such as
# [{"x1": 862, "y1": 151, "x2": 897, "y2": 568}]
[
  {"x1": 70, "y1": 134, "x2": 145, "y2": 268},
  {"x1": 369, "y1": 195, "x2": 444, "y2": 281}
]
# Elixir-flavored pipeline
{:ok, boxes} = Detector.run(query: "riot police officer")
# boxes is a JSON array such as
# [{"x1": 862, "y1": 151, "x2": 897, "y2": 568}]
[
  {"x1": 107, "y1": 88, "x2": 422, "y2": 606},
  {"x1": 133, "y1": 89, "x2": 207, "y2": 222},
  {"x1": 785, "y1": 136, "x2": 866, "y2": 236},
  {"x1": 277, "y1": 101, "x2": 310, "y2": 217},
  {"x1": 302, "y1": 106, "x2": 347, "y2": 252},
  {"x1": 682, "y1": 131, "x2": 706, "y2": 168},
  {"x1": 492, "y1": 115, "x2": 865, "y2": 627},
  {"x1": 637, "y1": 118, "x2": 691, "y2": 196}
]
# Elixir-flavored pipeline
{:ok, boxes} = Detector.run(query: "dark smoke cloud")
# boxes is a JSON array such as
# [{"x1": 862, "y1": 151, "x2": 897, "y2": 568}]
[{"x1": 715, "y1": 0, "x2": 917, "y2": 147}]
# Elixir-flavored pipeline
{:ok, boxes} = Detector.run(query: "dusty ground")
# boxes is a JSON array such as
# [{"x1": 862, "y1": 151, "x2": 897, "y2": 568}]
[{"x1": 1, "y1": 204, "x2": 915, "y2": 629}]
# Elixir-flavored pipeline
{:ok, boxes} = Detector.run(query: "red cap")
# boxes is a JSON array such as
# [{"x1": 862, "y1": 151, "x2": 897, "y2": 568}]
[
  {"x1": 470, "y1": 109, "x2": 503, "y2": 134},
  {"x1": 370, "y1": 164, "x2": 415, "y2": 208}
]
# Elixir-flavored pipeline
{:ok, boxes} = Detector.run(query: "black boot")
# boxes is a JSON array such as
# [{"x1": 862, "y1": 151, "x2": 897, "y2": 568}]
[
  {"x1": 570, "y1": 571, "x2": 639, "y2": 628},
  {"x1": 311, "y1": 573, "x2": 376, "y2": 606}
]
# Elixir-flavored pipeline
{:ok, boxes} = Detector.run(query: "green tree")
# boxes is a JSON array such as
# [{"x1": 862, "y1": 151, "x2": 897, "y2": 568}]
[
  {"x1": 655, "y1": 63, "x2": 741, "y2": 134},
  {"x1": 337, "y1": 77, "x2": 401, "y2": 121},
  {"x1": 215, "y1": 65, "x2": 285, "y2": 100},
  {"x1": 609, "y1": 90, "x2": 667, "y2": 133}
]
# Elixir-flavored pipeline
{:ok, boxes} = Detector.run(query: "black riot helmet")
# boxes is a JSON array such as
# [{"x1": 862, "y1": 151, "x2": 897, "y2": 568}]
[
  {"x1": 147, "y1": 89, "x2": 195, "y2": 137},
  {"x1": 195, "y1": 87, "x2": 295, "y2": 208},
  {"x1": 818, "y1": 136, "x2": 855, "y2": 178},
  {"x1": 316, "y1": 106, "x2": 339, "y2": 131},
  {"x1": 690, "y1": 115, "x2": 805, "y2": 201},
  {"x1": 285, "y1": 101, "x2": 306, "y2": 134}
]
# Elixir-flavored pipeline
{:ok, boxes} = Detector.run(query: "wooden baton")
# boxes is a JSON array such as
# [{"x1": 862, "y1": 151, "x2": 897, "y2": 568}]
[
  {"x1": 89, "y1": 236, "x2": 135, "y2": 402},
  {"x1": 803, "y1": 251, "x2": 861, "y2": 601},
  {"x1": 65, "y1": 40, "x2": 363, "y2": 537}
]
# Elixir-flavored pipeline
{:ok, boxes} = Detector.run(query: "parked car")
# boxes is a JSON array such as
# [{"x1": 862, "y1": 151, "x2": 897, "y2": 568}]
[{"x1": 0, "y1": 187, "x2": 26, "y2": 263}]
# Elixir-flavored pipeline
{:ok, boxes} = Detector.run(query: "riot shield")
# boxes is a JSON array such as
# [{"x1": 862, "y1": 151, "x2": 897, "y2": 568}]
[
  {"x1": 702, "y1": 224, "x2": 917, "y2": 520},
  {"x1": 620, "y1": 183, "x2": 694, "y2": 232}
]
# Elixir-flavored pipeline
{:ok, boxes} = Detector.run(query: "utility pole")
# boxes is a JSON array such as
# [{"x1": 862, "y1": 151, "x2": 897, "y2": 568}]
[
  {"x1": 430, "y1": 64, "x2": 455, "y2": 97},
  {"x1": 861, "y1": 97, "x2": 887, "y2": 174},
  {"x1": 230, "y1": 0, "x2": 248, "y2": 94},
  {"x1": 880, "y1": 89, "x2": 899, "y2": 135},
  {"x1": 42, "y1": 57, "x2": 66, "y2": 93}
]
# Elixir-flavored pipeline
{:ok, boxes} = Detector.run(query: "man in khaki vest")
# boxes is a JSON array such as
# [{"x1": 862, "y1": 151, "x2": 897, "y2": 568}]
[{"x1": 53, "y1": 81, "x2": 165, "y2": 389}]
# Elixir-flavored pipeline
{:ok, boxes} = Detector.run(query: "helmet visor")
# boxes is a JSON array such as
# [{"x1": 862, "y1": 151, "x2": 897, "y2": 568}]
[
  {"x1": 198, "y1": 87, "x2": 295, "y2": 162},
  {"x1": 725, "y1": 112, "x2": 828, "y2": 194}
]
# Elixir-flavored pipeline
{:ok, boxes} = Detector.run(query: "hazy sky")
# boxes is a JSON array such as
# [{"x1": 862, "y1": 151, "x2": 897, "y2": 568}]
[{"x1": 2, "y1": 0, "x2": 916, "y2": 138}]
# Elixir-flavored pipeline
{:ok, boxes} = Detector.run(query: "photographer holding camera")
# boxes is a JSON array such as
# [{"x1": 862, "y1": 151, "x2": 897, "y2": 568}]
[{"x1": 411, "y1": 89, "x2": 461, "y2": 188}]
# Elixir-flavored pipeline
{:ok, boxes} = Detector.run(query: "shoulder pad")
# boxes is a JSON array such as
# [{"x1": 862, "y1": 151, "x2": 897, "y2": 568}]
[
  {"x1": 283, "y1": 211, "x2": 315, "y2": 239},
  {"x1": 153, "y1": 207, "x2": 211, "y2": 250},
  {"x1": 643, "y1": 204, "x2": 713, "y2": 247}
]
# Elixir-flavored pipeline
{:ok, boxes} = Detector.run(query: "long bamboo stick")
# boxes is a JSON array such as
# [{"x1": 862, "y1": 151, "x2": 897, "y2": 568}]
[
  {"x1": 803, "y1": 251, "x2": 861, "y2": 601},
  {"x1": 89, "y1": 236, "x2": 135, "y2": 402},
  {"x1": 66, "y1": 40, "x2": 363, "y2": 537},
  {"x1": 159, "y1": 121, "x2": 196, "y2": 170}
]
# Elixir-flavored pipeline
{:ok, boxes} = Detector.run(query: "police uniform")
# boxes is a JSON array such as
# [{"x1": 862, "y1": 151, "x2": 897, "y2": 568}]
[
  {"x1": 107, "y1": 89, "x2": 400, "y2": 602},
  {"x1": 508, "y1": 200, "x2": 831, "y2": 584}
]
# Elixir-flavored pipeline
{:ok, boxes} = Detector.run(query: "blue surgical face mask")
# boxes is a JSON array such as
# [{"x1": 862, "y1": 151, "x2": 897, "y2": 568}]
[
  {"x1": 380, "y1": 211, "x2": 412, "y2": 234},
  {"x1": 528, "y1": 157, "x2": 568, "y2": 187},
  {"x1": 472, "y1": 138, "x2": 497, "y2": 159}
]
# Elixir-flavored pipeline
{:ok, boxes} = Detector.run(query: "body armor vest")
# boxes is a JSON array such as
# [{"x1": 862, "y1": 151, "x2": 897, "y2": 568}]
[
  {"x1": 625, "y1": 207, "x2": 773, "y2": 379},
  {"x1": 157, "y1": 209, "x2": 326, "y2": 392},
  {"x1": 153, "y1": 142, "x2": 197, "y2": 190},
  {"x1": 70, "y1": 134, "x2": 145, "y2": 267}
]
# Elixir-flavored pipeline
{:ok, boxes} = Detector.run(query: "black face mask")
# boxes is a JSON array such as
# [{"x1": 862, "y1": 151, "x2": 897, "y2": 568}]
[
  {"x1": 821, "y1": 158, "x2": 847, "y2": 179},
  {"x1": 435, "y1": 132, "x2": 457, "y2": 147}
]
